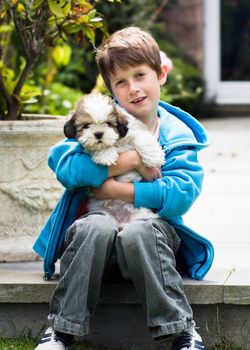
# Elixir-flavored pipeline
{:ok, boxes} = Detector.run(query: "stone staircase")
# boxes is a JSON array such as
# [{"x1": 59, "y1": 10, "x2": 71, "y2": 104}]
[{"x1": 0, "y1": 260, "x2": 249, "y2": 349}]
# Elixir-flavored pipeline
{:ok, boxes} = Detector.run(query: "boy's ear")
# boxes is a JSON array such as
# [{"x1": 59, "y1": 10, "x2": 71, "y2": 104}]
[
  {"x1": 64, "y1": 118, "x2": 77, "y2": 138},
  {"x1": 159, "y1": 64, "x2": 168, "y2": 86}
]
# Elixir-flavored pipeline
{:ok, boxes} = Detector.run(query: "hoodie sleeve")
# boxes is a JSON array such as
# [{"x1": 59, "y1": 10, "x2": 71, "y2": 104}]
[
  {"x1": 48, "y1": 138, "x2": 108, "y2": 189},
  {"x1": 134, "y1": 146, "x2": 204, "y2": 220}
]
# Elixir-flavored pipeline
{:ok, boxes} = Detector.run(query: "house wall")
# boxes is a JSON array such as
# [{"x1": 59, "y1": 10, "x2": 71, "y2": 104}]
[{"x1": 162, "y1": 0, "x2": 204, "y2": 70}]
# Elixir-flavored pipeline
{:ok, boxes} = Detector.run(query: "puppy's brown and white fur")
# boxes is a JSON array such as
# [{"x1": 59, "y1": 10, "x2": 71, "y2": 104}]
[{"x1": 64, "y1": 93, "x2": 165, "y2": 226}]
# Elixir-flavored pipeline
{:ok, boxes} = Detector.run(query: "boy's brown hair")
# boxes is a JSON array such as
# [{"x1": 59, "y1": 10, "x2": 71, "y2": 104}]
[{"x1": 95, "y1": 27, "x2": 162, "y2": 92}]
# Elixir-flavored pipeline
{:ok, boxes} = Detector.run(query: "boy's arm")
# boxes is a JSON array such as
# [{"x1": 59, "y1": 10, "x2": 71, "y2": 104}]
[
  {"x1": 93, "y1": 152, "x2": 163, "y2": 201},
  {"x1": 108, "y1": 150, "x2": 138, "y2": 178},
  {"x1": 94, "y1": 146, "x2": 203, "y2": 220},
  {"x1": 134, "y1": 147, "x2": 204, "y2": 219},
  {"x1": 48, "y1": 139, "x2": 108, "y2": 189},
  {"x1": 93, "y1": 178, "x2": 134, "y2": 203},
  {"x1": 108, "y1": 150, "x2": 161, "y2": 181},
  {"x1": 48, "y1": 139, "x2": 157, "y2": 189}
]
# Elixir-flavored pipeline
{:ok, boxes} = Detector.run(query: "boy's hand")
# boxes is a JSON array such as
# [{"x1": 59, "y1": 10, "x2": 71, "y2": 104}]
[
  {"x1": 136, "y1": 163, "x2": 162, "y2": 182},
  {"x1": 108, "y1": 150, "x2": 140, "y2": 178},
  {"x1": 108, "y1": 150, "x2": 162, "y2": 181},
  {"x1": 92, "y1": 178, "x2": 134, "y2": 202}
]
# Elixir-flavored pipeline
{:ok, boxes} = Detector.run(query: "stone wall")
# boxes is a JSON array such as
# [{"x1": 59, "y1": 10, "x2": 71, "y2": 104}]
[{"x1": 0, "y1": 119, "x2": 65, "y2": 261}]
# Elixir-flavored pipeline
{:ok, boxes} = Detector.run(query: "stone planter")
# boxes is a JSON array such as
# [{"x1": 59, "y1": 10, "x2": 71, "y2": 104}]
[{"x1": 0, "y1": 116, "x2": 66, "y2": 262}]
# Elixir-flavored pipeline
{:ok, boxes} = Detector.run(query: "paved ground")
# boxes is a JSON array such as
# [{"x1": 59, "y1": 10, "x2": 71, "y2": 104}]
[{"x1": 183, "y1": 116, "x2": 250, "y2": 277}]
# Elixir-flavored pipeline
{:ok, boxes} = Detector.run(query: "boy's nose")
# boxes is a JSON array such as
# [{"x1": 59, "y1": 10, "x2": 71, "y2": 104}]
[{"x1": 128, "y1": 81, "x2": 139, "y2": 94}]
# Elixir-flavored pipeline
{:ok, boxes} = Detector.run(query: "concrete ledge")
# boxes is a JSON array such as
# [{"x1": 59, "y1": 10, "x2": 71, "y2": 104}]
[
  {"x1": 0, "y1": 262, "x2": 250, "y2": 349},
  {"x1": 0, "y1": 262, "x2": 249, "y2": 305},
  {"x1": 0, "y1": 237, "x2": 40, "y2": 263}
]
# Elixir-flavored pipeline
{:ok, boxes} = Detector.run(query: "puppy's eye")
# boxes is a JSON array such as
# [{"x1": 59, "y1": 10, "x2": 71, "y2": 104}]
[
  {"x1": 107, "y1": 122, "x2": 113, "y2": 127},
  {"x1": 83, "y1": 123, "x2": 90, "y2": 129}
]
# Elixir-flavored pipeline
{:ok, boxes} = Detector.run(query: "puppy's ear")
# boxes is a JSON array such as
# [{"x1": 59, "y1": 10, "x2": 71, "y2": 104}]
[
  {"x1": 117, "y1": 121, "x2": 128, "y2": 137},
  {"x1": 64, "y1": 117, "x2": 76, "y2": 138},
  {"x1": 115, "y1": 105, "x2": 129, "y2": 138}
]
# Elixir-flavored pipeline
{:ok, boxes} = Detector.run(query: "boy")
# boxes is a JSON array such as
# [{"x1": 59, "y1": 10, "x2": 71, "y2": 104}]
[{"x1": 34, "y1": 27, "x2": 213, "y2": 350}]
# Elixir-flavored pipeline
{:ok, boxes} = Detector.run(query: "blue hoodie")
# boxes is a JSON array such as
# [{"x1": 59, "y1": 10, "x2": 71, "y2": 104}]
[{"x1": 33, "y1": 101, "x2": 214, "y2": 280}]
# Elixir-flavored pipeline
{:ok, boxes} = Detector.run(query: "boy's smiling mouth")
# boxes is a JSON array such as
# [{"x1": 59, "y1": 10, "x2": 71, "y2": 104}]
[{"x1": 131, "y1": 96, "x2": 147, "y2": 104}]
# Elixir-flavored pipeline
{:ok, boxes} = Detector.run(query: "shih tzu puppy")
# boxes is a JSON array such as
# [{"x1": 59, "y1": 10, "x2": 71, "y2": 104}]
[{"x1": 64, "y1": 93, "x2": 165, "y2": 227}]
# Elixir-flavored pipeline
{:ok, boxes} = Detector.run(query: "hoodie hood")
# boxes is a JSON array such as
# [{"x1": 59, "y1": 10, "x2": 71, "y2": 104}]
[{"x1": 158, "y1": 101, "x2": 209, "y2": 151}]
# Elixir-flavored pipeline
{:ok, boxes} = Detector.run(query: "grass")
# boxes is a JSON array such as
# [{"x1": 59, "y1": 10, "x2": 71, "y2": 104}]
[
  {"x1": 0, "y1": 337, "x2": 36, "y2": 350},
  {"x1": 0, "y1": 337, "x2": 247, "y2": 350},
  {"x1": 0, "y1": 337, "x2": 118, "y2": 350},
  {"x1": 0, "y1": 337, "x2": 136, "y2": 350}
]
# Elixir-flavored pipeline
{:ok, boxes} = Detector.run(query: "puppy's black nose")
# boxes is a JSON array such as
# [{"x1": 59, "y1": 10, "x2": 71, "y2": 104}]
[{"x1": 94, "y1": 132, "x2": 103, "y2": 140}]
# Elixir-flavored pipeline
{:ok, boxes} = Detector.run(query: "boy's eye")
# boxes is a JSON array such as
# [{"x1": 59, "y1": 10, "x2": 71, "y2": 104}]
[
  {"x1": 136, "y1": 72, "x2": 145, "y2": 78},
  {"x1": 116, "y1": 80, "x2": 125, "y2": 87}
]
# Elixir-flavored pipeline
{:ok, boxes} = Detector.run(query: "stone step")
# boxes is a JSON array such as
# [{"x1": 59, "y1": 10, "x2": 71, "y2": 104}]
[
  {"x1": 0, "y1": 261, "x2": 250, "y2": 349},
  {"x1": 0, "y1": 261, "x2": 249, "y2": 305}
]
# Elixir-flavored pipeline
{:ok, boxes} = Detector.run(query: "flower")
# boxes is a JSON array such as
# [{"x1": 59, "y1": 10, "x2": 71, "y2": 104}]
[{"x1": 160, "y1": 50, "x2": 173, "y2": 73}]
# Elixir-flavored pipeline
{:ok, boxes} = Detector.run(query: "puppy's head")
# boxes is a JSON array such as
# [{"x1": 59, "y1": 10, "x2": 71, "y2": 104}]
[{"x1": 64, "y1": 93, "x2": 129, "y2": 152}]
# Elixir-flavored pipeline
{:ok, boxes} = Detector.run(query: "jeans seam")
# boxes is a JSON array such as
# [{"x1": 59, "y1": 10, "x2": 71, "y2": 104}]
[{"x1": 153, "y1": 224, "x2": 166, "y2": 293}]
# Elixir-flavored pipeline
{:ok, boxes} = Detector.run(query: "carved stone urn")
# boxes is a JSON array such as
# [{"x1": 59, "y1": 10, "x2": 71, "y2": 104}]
[{"x1": 0, "y1": 116, "x2": 65, "y2": 262}]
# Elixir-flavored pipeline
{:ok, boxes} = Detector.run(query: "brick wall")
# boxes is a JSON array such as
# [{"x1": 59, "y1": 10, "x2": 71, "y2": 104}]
[{"x1": 162, "y1": 0, "x2": 204, "y2": 70}]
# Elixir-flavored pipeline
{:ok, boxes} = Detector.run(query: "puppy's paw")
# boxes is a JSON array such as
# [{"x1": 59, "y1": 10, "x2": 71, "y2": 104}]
[
  {"x1": 133, "y1": 132, "x2": 165, "y2": 167},
  {"x1": 92, "y1": 148, "x2": 119, "y2": 166},
  {"x1": 141, "y1": 148, "x2": 165, "y2": 167}
]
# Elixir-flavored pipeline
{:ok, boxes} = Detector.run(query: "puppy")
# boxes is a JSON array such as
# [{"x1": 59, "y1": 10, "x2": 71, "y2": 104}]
[{"x1": 64, "y1": 93, "x2": 165, "y2": 227}]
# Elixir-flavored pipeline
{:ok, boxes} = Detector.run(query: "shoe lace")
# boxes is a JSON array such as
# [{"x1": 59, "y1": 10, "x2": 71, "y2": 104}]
[
  {"x1": 173, "y1": 334, "x2": 192, "y2": 349},
  {"x1": 53, "y1": 330, "x2": 74, "y2": 347}
]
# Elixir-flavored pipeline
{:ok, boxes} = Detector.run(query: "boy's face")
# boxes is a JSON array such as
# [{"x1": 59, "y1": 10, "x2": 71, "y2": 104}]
[{"x1": 109, "y1": 64, "x2": 167, "y2": 124}]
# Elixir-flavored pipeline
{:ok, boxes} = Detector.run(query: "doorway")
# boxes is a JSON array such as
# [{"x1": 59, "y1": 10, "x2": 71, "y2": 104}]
[{"x1": 204, "y1": 0, "x2": 250, "y2": 104}]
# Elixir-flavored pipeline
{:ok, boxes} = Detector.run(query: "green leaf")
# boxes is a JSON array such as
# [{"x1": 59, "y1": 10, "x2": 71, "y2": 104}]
[
  {"x1": 51, "y1": 44, "x2": 72, "y2": 66},
  {"x1": 20, "y1": 85, "x2": 42, "y2": 102},
  {"x1": 87, "y1": 9, "x2": 97, "y2": 20},
  {"x1": 48, "y1": 0, "x2": 64, "y2": 18},
  {"x1": 0, "y1": 61, "x2": 16, "y2": 93},
  {"x1": 63, "y1": 0, "x2": 71, "y2": 16},
  {"x1": 90, "y1": 21, "x2": 103, "y2": 29},
  {"x1": 84, "y1": 26, "x2": 95, "y2": 45},
  {"x1": 63, "y1": 22, "x2": 82, "y2": 34},
  {"x1": 0, "y1": 23, "x2": 13, "y2": 33},
  {"x1": 22, "y1": 97, "x2": 39, "y2": 104},
  {"x1": 31, "y1": 0, "x2": 44, "y2": 11}
]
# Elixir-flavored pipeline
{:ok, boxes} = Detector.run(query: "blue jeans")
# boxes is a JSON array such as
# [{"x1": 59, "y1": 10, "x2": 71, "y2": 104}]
[{"x1": 48, "y1": 211, "x2": 195, "y2": 338}]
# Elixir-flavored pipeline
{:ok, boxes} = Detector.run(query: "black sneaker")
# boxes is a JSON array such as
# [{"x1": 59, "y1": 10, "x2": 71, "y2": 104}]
[
  {"x1": 35, "y1": 327, "x2": 74, "y2": 350},
  {"x1": 172, "y1": 328, "x2": 206, "y2": 350}
]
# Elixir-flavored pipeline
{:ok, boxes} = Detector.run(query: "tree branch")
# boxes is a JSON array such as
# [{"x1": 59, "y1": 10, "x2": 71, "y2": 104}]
[
  {"x1": 150, "y1": 0, "x2": 169, "y2": 22},
  {"x1": 11, "y1": 8, "x2": 30, "y2": 57},
  {"x1": 5, "y1": 1, "x2": 47, "y2": 96},
  {"x1": 0, "y1": 71, "x2": 12, "y2": 112},
  {"x1": 13, "y1": 58, "x2": 35, "y2": 96}
]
